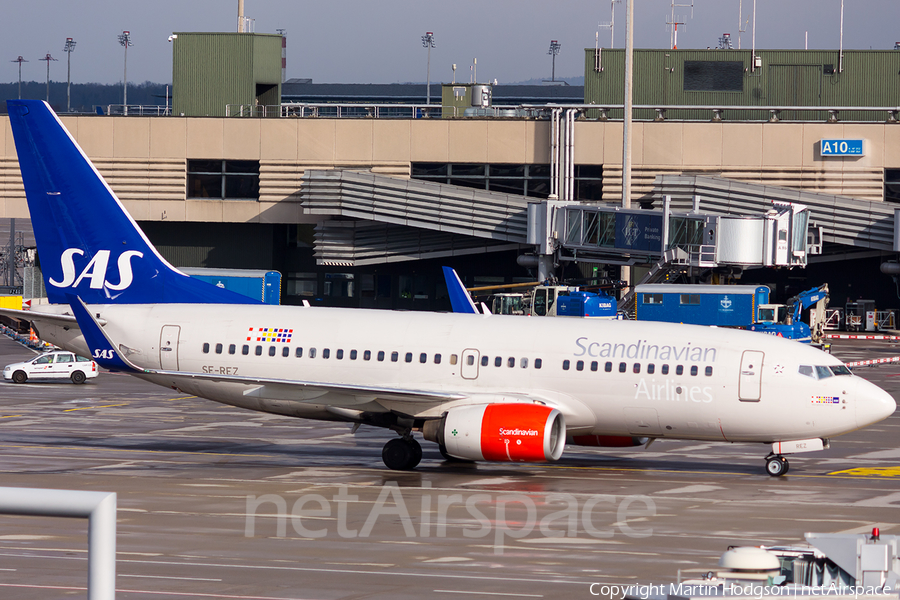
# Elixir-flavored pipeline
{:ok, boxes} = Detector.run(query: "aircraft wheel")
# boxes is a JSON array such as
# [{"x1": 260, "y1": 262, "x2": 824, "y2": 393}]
[
  {"x1": 383, "y1": 438, "x2": 416, "y2": 471},
  {"x1": 71, "y1": 371, "x2": 86, "y2": 384},
  {"x1": 12, "y1": 371, "x2": 27, "y2": 384},
  {"x1": 766, "y1": 456, "x2": 788, "y2": 477},
  {"x1": 407, "y1": 438, "x2": 422, "y2": 469}
]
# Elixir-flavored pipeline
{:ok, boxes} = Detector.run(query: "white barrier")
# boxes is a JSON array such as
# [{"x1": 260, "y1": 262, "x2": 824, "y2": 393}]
[{"x1": 0, "y1": 487, "x2": 116, "y2": 599}]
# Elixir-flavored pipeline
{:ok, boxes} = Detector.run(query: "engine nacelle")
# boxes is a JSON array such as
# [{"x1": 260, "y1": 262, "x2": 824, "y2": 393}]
[
  {"x1": 569, "y1": 435, "x2": 648, "y2": 448},
  {"x1": 424, "y1": 403, "x2": 566, "y2": 462}
]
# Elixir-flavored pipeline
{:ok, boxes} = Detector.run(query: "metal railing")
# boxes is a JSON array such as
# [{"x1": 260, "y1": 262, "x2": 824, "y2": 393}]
[
  {"x1": 0, "y1": 486, "x2": 116, "y2": 599},
  {"x1": 105, "y1": 104, "x2": 171, "y2": 116},
  {"x1": 222, "y1": 102, "x2": 900, "y2": 123}
]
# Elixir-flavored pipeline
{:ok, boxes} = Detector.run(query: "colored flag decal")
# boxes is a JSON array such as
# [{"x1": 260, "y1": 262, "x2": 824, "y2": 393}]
[
  {"x1": 247, "y1": 327, "x2": 293, "y2": 343},
  {"x1": 811, "y1": 396, "x2": 839, "y2": 404}
]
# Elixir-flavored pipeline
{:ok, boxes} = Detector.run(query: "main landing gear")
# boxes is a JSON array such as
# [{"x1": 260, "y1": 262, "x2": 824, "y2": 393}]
[
  {"x1": 382, "y1": 436, "x2": 422, "y2": 471},
  {"x1": 765, "y1": 454, "x2": 790, "y2": 477}
]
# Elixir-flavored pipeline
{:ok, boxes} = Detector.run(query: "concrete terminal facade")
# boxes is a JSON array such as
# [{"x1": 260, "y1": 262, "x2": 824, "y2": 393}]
[{"x1": 1, "y1": 112, "x2": 899, "y2": 309}]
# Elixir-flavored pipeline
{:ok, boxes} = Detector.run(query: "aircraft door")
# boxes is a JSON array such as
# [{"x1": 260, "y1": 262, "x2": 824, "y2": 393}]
[
  {"x1": 159, "y1": 325, "x2": 181, "y2": 371},
  {"x1": 738, "y1": 350, "x2": 764, "y2": 402},
  {"x1": 460, "y1": 348, "x2": 480, "y2": 380}
]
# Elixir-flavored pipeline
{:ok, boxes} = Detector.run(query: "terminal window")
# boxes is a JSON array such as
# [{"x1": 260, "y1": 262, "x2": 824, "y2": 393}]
[
  {"x1": 886, "y1": 169, "x2": 900, "y2": 203},
  {"x1": 683, "y1": 61, "x2": 744, "y2": 92},
  {"x1": 187, "y1": 160, "x2": 260, "y2": 200},
  {"x1": 412, "y1": 163, "x2": 604, "y2": 201}
]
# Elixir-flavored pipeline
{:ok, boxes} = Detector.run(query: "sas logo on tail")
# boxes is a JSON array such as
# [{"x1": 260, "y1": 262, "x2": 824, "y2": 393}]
[{"x1": 50, "y1": 248, "x2": 143, "y2": 290}]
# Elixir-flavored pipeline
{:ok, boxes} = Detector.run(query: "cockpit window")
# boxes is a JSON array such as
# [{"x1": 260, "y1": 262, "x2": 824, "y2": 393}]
[
  {"x1": 800, "y1": 364, "x2": 849, "y2": 379},
  {"x1": 815, "y1": 366, "x2": 833, "y2": 379}
]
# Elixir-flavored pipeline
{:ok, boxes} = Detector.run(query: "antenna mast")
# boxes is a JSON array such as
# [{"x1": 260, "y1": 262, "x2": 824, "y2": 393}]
[{"x1": 667, "y1": 0, "x2": 694, "y2": 49}]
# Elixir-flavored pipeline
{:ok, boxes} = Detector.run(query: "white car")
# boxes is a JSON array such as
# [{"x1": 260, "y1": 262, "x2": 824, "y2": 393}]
[{"x1": 3, "y1": 351, "x2": 99, "y2": 384}]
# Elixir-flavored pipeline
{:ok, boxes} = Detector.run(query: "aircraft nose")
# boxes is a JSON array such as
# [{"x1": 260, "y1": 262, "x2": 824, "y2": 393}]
[{"x1": 856, "y1": 380, "x2": 897, "y2": 429}]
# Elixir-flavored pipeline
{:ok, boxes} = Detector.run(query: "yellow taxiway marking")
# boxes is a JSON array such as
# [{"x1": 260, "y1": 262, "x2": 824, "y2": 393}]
[
  {"x1": 828, "y1": 466, "x2": 900, "y2": 477},
  {"x1": 0, "y1": 415, "x2": 22, "y2": 419},
  {"x1": 545, "y1": 463, "x2": 899, "y2": 481},
  {"x1": 63, "y1": 403, "x2": 129, "y2": 412},
  {"x1": 166, "y1": 396, "x2": 197, "y2": 401}
]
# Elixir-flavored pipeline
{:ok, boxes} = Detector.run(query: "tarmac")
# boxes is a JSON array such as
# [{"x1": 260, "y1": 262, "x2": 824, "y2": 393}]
[{"x1": 0, "y1": 333, "x2": 897, "y2": 600}]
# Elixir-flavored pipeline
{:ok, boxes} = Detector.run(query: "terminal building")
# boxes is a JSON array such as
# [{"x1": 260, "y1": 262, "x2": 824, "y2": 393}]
[{"x1": 1, "y1": 32, "x2": 899, "y2": 313}]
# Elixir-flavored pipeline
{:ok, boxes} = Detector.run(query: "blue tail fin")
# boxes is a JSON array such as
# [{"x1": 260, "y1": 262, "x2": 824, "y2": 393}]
[
  {"x1": 442, "y1": 266, "x2": 478, "y2": 314},
  {"x1": 8, "y1": 100, "x2": 258, "y2": 305}
]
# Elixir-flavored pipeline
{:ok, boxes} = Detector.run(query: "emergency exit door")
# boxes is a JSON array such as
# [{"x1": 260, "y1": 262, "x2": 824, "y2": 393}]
[
  {"x1": 738, "y1": 350, "x2": 764, "y2": 402},
  {"x1": 159, "y1": 325, "x2": 181, "y2": 371}
]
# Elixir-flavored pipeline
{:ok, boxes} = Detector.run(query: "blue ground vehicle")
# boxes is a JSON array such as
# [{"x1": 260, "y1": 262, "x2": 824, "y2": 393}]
[{"x1": 635, "y1": 284, "x2": 769, "y2": 327}]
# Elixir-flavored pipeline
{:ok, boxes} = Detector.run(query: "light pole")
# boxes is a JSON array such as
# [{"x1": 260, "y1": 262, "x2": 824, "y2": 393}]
[
  {"x1": 64, "y1": 38, "x2": 76, "y2": 112},
  {"x1": 11, "y1": 57, "x2": 27, "y2": 99},
  {"x1": 421, "y1": 32, "x2": 435, "y2": 105},
  {"x1": 118, "y1": 31, "x2": 133, "y2": 115},
  {"x1": 39, "y1": 53, "x2": 58, "y2": 103},
  {"x1": 548, "y1": 40, "x2": 561, "y2": 82}
]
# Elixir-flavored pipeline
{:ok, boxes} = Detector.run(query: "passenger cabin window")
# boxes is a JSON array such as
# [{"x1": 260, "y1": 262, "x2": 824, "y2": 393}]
[
  {"x1": 268, "y1": 346, "x2": 276, "y2": 357},
  {"x1": 282, "y1": 347, "x2": 289, "y2": 357},
  {"x1": 534, "y1": 358, "x2": 542, "y2": 369},
  {"x1": 378, "y1": 351, "x2": 385, "y2": 362},
  {"x1": 563, "y1": 360, "x2": 570, "y2": 370},
  {"x1": 255, "y1": 346, "x2": 263, "y2": 356},
  {"x1": 336, "y1": 349, "x2": 344, "y2": 360},
  {"x1": 242, "y1": 345, "x2": 249, "y2": 355},
  {"x1": 633, "y1": 363, "x2": 641, "y2": 374},
  {"x1": 494, "y1": 356, "x2": 502, "y2": 367},
  {"x1": 215, "y1": 343, "x2": 223, "y2": 354},
  {"x1": 322, "y1": 349, "x2": 330, "y2": 359},
  {"x1": 508, "y1": 357, "x2": 515, "y2": 368},
  {"x1": 450, "y1": 354, "x2": 458, "y2": 365},
  {"x1": 295, "y1": 347, "x2": 303, "y2": 358},
  {"x1": 419, "y1": 353, "x2": 427, "y2": 364},
  {"x1": 466, "y1": 355, "x2": 475, "y2": 366},
  {"x1": 202, "y1": 343, "x2": 210, "y2": 354},
  {"x1": 619, "y1": 362, "x2": 627, "y2": 373},
  {"x1": 391, "y1": 352, "x2": 399, "y2": 362},
  {"x1": 705, "y1": 366, "x2": 713, "y2": 376},
  {"x1": 350, "y1": 350, "x2": 357, "y2": 360},
  {"x1": 484, "y1": 356, "x2": 491, "y2": 367},
  {"x1": 647, "y1": 364, "x2": 655, "y2": 374},
  {"x1": 309, "y1": 348, "x2": 317, "y2": 358},
  {"x1": 434, "y1": 354, "x2": 442, "y2": 364},
  {"x1": 405, "y1": 352, "x2": 413, "y2": 363},
  {"x1": 521, "y1": 357, "x2": 528, "y2": 368},
  {"x1": 690, "y1": 365, "x2": 698, "y2": 376},
  {"x1": 576, "y1": 360, "x2": 584, "y2": 371},
  {"x1": 661, "y1": 364, "x2": 669, "y2": 375},
  {"x1": 229, "y1": 344, "x2": 236, "y2": 355},
  {"x1": 363, "y1": 350, "x2": 371, "y2": 361},
  {"x1": 675, "y1": 365, "x2": 684, "y2": 375},
  {"x1": 605, "y1": 361, "x2": 613, "y2": 372}
]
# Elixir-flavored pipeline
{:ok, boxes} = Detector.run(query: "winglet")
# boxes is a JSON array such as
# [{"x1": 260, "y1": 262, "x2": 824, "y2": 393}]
[
  {"x1": 442, "y1": 267, "x2": 478, "y2": 314},
  {"x1": 66, "y1": 295, "x2": 143, "y2": 373}
]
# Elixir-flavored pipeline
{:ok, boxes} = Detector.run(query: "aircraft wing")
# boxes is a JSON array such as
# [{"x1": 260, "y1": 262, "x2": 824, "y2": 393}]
[{"x1": 0, "y1": 306, "x2": 102, "y2": 328}]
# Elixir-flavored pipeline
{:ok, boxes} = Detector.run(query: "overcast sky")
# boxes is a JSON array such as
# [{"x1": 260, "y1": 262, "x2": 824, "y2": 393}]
[{"x1": 4, "y1": 1, "x2": 898, "y2": 86}]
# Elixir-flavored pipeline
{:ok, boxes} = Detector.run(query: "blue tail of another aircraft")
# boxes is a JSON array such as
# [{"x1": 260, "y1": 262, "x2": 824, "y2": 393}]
[{"x1": 8, "y1": 100, "x2": 258, "y2": 305}]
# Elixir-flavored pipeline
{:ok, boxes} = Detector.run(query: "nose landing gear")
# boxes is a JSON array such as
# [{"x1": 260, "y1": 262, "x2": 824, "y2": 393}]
[{"x1": 765, "y1": 454, "x2": 790, "y2": 476}]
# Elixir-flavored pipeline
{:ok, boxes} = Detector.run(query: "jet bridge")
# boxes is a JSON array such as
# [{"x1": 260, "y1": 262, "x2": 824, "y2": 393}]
[{"x1": 527, "y1": 197, "x2": 811, "y2": 273}]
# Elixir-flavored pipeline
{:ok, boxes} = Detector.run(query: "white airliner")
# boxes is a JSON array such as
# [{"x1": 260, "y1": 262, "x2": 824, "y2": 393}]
[{"x1": 2, "y1": 100, "x2": 895, "y2": 475}]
